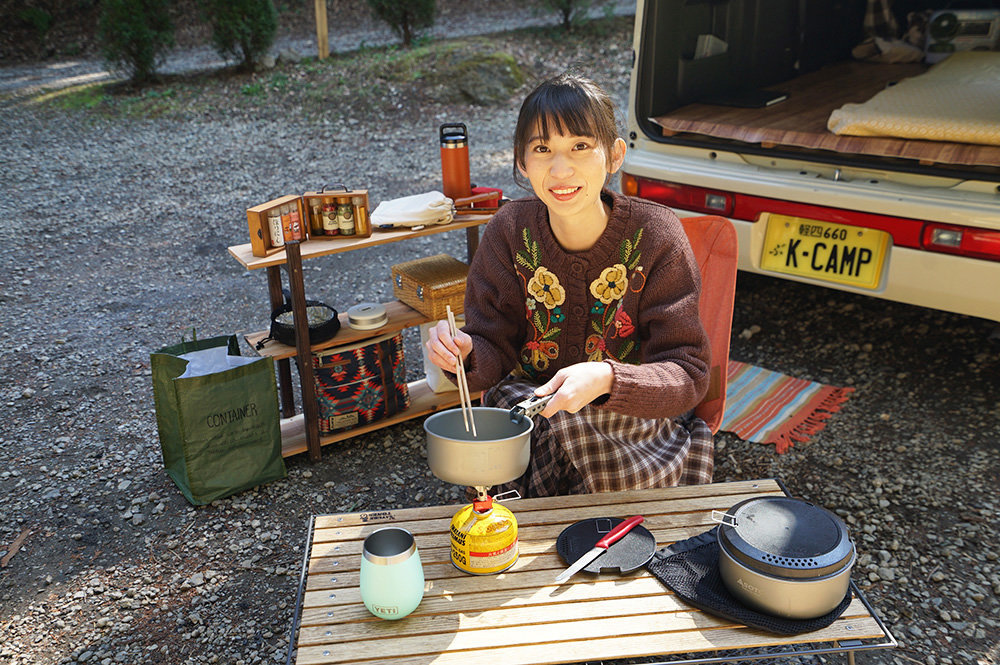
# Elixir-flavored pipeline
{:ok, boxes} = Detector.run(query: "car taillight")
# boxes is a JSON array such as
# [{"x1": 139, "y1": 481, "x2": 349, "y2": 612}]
[
  {"x1": 922, "y1": 223, "x2": 1000, "y2": 261},
  {"x1": 620, "y1": 172, "x2": 639, "y2": 197},
  {"x1": 621, "y1": 173, "x2": 934, "y2": 249},
  {"x1": 621, "y1": 173, "x2": 733, "y2": 215}
]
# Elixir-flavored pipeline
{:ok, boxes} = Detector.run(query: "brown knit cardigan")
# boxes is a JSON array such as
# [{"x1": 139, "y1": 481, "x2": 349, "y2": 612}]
[{"x1": 461, "y1": 189, "x2": 710, "y2": 420}]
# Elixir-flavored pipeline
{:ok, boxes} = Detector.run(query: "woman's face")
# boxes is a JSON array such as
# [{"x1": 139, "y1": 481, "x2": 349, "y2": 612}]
[{"x1": 518, "y1": 124, "x2": 626, "y2": 226}]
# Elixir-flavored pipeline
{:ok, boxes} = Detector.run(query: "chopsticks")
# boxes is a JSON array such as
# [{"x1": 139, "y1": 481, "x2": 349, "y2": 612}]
[{"x1": 446, "y1": 305, "x2": 477, "y2": 436}]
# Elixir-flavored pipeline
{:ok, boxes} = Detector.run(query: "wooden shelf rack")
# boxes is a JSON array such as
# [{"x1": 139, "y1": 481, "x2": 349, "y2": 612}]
[{"x1": 228, "y1": 217, "x2": 490, "y2": 461}]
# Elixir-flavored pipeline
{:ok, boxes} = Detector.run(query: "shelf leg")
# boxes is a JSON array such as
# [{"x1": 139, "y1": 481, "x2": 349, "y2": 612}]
[
  {"x1": 285, "y1": 241, "x2": 323, "y2": 462},
  {"x1": 267, "y1": 265, "x2": 295, "y2": 418},
  {"x1": 465, "y1": 225, "x2": 480, "y2": 262}
]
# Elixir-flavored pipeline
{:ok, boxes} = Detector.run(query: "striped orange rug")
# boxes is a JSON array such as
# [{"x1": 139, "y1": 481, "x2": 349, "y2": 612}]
[{"x1": 719, "y1": 361, "x2": 855, "y2": 453}]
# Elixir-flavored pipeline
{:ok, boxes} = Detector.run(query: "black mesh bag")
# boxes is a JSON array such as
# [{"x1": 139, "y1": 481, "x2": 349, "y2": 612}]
[{"x1": 645, "y1": 529, "x2": 852, "y2": 635}]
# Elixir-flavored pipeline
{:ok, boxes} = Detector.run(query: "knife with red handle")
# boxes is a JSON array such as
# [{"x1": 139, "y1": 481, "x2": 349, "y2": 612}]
[{"x1": 554, "y1": 515, "x2": 645, "y2": 583}]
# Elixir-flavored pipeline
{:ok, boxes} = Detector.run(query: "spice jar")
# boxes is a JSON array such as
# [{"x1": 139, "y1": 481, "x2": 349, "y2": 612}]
[
  {"x1": 268, "y1": 209, "x2": 284, "y2": 248},
  {"x1": 280, "y1": 204, "x2": 294, "y2": 242},
  {"x1": 288, "y1": 202, "x2": 305, "y2": 241},
  {"x1": 322, "y1": 197, "x2": 339, "y2": 236},
  {"x1": 309, "y1": 199, "x2": 323, "y2": 237},
  {"x1": 336, "y1": 197, "x2": 355, "y2": 236},
  {"x1": 351, "y1": 195, "x2": 369, "y2": 236}
]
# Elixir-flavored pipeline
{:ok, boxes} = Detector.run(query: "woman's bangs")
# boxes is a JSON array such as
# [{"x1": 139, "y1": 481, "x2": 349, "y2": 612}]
[{"x1": 530, "y1": 88, "x2": 599, "y2": 141}]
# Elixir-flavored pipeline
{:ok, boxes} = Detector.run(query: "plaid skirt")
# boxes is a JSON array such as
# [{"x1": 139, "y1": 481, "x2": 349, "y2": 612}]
[{"x1": 485, "y1": 378, "x2": 714, "y2": 499}]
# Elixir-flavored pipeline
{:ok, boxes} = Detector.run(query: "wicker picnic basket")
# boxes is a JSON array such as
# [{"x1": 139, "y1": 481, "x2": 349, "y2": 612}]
[{"x1": 390, "y1": 253, "x2": 468, "y2": 319}]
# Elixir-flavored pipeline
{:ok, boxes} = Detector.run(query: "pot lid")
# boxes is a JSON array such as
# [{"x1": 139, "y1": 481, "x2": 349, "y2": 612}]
[{"x1": 717, "y1": 497, "x2": 854, "y2": 579}]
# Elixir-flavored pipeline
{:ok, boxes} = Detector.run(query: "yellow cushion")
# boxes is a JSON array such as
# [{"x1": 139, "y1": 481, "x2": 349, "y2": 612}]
[{"x1": 828, "y1": 52, "x2": 1000, "y2": 145}]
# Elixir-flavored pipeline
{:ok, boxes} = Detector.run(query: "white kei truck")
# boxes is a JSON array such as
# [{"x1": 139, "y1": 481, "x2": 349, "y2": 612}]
[{"x1": 620, "y1": 0, "x2": 1000, "y2": 324}]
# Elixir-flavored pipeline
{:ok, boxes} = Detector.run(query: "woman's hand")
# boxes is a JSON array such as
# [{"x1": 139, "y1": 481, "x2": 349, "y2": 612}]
[
  {"x1": 425, "y1": 319, "x2": 473, "y2": 373},
  {"x1": 535, "y1": 362, "x2": 614, "y2": 417}
]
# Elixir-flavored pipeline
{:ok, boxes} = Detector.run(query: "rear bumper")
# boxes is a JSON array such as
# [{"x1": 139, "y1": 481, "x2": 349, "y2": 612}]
[{"x1": 678, "y1": 211, "x2": 1000, "y2": 323}]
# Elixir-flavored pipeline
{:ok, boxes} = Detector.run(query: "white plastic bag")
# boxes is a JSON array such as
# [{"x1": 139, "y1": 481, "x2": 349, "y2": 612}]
[
  {"x1": 371, "y1": 191, "x2": 455, "y2": 228},
  {"x1": 418, "y1": 317, "x2": 463, "y2": 393},
  {"x1": 177, "y1": 346, "x2": 257, "y2": 378}
]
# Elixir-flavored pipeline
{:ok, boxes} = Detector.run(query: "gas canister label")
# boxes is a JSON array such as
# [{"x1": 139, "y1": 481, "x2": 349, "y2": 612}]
[{"x1": 449, "y1": 503, "x2": 518, "y2": 575}]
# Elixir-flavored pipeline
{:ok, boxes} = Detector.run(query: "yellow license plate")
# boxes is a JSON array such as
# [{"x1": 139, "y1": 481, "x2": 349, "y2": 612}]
[{"x1": 760, "y1": 214, "x2": 890, "y2": 289}]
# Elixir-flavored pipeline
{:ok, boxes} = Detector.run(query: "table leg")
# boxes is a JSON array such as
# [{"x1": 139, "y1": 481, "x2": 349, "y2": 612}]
[
  {"x1": 267, "y1": 265, "x2": 295, "y2": 418},
  {"x1": 285, "y1": 241, "x2": 322, "y2": 462}
]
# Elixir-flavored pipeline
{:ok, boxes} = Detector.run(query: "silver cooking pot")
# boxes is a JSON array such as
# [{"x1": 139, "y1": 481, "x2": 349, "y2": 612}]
[
  {"x1": 716, "y1": 496, "x2": 855, "y2": 620},
  {"x1": 424, "y1": 407, "x2": 532, "y2": 488}
]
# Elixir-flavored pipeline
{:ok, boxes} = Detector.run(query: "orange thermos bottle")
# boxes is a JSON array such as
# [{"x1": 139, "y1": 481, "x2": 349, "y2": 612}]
[{"x1": 440, "y1": 123, "x2": 471, "y2": 202}]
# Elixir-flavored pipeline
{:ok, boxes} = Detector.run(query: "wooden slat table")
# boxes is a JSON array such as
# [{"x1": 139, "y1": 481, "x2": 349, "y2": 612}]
[{"x1": 288, "y1": 479, "x2": 895, "y2": 665}]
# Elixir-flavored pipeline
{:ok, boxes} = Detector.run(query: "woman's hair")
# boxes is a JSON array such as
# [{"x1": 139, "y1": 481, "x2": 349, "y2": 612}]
[{"x1": 512, "y1": 72, "x2": 619, "y2": 189}]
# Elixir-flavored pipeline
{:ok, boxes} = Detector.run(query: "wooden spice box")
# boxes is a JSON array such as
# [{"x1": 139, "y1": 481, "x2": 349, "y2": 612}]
[
  {"x1": 301, "y1": 186, "x2": 371, "y2": 242},
  {"x1": 246, "y1": 187, "x2": 372, "y2": 258},
  {"x1": 391, "y1": 253, "x2": 469, "y2": 319},
  {"x1": 246, "y1": 194, "x2": 308, "y2": 257}
]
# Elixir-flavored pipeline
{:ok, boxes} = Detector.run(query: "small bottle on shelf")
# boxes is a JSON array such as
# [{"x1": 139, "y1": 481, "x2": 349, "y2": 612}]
[
  {"x1": 268, "y1": 209, "x2": 284, "y2": 248},
  {"x1": 351, "y1": 195, "x2": 369, "y2": 236},
  {"x1": 337, "y1": 197, "x2": 355, "y2": 236},
  {"x1": 322, "y1": 197, "x2": 339, "y2": 236},
  {"x1": 280, "y1": 204, "x2": 294, "y2": 242},
  {"x1": 309, "y1": 199, "x2": 323, "y2": 237},
  {"x1": 288, "y1": 202, "x2": 305, "y2": 241}
]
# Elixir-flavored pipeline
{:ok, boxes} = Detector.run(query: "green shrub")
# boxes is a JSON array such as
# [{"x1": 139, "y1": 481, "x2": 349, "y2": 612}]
[
  {"x1": 366, "y1": 0, "x2": 436, "y2": 47},
  {"x1": 17, "y1": 7, "x2": 53, "y2": 38},
  {"x1": 200, "y1": 0, "x2": 278, "y2": 71},
  {"x1": 537, "y1": 0, "x2": 603, "y2": 30},
  {"x1": 98, "y1": 0, "x2": 175, "y2": 85}
]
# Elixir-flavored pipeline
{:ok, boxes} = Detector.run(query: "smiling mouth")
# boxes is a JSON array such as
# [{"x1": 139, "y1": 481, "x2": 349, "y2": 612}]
[{"x1": 550, "y1": 186, "x2": 580, "y2": 199}]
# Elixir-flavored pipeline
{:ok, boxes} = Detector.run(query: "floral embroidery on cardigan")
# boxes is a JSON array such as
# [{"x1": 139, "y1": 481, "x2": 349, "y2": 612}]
[
  {"x1": 516, "y1": 229, "x2": 564, "y2": 375},
  {"x1": 514, "y1": 227, "x2": 647, "y2": 377},
  {"x1": 587, "y1": 229, "x2": 645, "y2": 363}
]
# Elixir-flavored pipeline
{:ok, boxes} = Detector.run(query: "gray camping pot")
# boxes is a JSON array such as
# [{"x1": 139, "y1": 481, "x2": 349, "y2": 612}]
[
  {"x1": 424, "y1": 407, "x2": 532, "y2": 488},
  {"x1": 716, "y1": 496, "x2": 856, "y2": 620}
]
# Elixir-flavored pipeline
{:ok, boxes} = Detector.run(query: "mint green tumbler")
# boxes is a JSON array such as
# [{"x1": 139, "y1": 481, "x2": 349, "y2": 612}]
[{"x1": 360, "y1": 527, "x2": 424, "y2": 620}]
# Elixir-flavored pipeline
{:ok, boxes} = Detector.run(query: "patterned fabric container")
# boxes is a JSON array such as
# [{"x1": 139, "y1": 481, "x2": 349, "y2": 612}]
[{"x1": 313, "y1": 332, "x2": 410, "y2": 434}]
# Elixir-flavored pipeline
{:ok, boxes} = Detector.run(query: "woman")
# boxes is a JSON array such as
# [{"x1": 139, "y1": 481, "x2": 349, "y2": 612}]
[{"x1": 426, "y1": 72, "x2": 713, "y2": 497}]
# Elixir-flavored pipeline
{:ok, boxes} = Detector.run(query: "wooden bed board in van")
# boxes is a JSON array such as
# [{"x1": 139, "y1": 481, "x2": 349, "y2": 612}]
[{"x1": 651, "y1": 60, "x2": 1000, "y2": 167}]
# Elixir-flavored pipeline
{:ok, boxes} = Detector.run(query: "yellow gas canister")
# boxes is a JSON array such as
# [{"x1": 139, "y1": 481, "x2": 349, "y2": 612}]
[{"x1": 449, "y1": 496, "x2": 518, "y2": 575}]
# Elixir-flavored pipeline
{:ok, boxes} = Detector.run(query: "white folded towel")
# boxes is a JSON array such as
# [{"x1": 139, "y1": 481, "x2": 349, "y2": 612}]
[{"x1": 371, "y1": 191, "x2": 455, "y2": 228}]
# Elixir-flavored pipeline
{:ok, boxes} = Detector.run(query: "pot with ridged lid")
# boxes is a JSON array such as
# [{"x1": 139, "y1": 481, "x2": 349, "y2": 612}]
[{"x1": 716, "y1": 496, "x2": 856, "y2": 619}]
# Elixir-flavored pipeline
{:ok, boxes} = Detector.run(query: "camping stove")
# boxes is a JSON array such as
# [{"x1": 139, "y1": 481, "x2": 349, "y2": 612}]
[{"x1": 423, "y1": 407, "x2": 535, "y2": 575}]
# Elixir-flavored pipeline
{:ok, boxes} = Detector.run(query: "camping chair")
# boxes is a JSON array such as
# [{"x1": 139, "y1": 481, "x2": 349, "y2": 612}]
[{"x1": 680, "y1": 215, "x2": 738, "y2": 434}]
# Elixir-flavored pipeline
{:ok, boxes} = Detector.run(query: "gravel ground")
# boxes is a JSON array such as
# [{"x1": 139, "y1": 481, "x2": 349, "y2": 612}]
[{"x1": 1, "y1": 6, "x2": 999, "y2": 665}]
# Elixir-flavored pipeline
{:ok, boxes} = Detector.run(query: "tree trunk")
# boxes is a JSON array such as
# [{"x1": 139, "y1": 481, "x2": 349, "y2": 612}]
[{"x1": 401, "y1": 9, "x2": 413, "y2": 46}]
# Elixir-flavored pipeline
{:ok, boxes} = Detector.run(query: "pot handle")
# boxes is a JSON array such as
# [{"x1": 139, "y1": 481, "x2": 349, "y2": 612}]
[
  {"x1": 508, "y1": 393, "x2": 554, "y2": 422},
  {"x1": 711, "y1": 509, "x2": 738, "y2": 527}
]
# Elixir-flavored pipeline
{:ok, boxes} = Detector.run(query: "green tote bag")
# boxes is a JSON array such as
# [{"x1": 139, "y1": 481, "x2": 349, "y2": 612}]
[{"x1": 151, "y1": 335, "x2": 286, "y2": 505}]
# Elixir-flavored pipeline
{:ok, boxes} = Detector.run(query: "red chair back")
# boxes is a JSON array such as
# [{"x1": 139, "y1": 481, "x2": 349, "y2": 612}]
[{"x1": 680, "y1": 215, "x2": 738, "y2": 433}]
